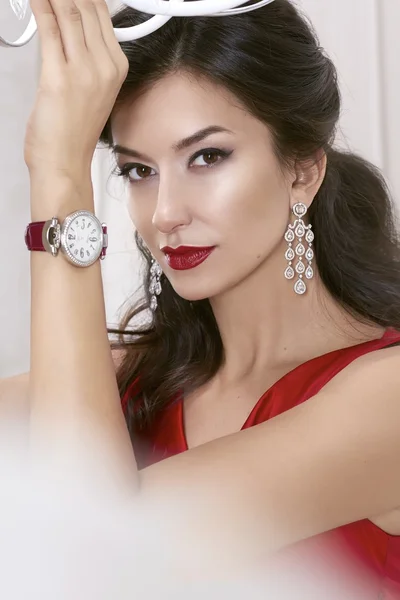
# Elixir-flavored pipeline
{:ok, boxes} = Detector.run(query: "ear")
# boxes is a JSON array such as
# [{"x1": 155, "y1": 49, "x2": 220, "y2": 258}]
[{"x1": 291, "y1": 150, "x2": 327, "y2": 209}]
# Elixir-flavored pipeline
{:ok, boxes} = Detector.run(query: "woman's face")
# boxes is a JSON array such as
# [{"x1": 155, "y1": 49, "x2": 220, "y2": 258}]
[{"x1": 111, "y1": 72, "x2": 295, "y2": 301}]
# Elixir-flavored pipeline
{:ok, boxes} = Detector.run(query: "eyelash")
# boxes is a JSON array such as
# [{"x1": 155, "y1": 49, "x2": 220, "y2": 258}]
[{"x1": 114, "y1": 147, "x2": 233, "y2": 184}]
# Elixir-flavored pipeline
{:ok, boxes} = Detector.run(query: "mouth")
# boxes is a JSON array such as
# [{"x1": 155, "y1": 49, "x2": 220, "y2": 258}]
[{"x1": 161, "y1": 245, "x2": 216, "y2": 271}]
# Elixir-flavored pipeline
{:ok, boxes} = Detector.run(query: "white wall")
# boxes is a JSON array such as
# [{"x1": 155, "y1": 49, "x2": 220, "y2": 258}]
[
  {"x1": 1, "y1": 0, "x2": 399, "y2": 377},
  {"x1": 0, "y1": 2, "x2": 38, "y2": 377}
]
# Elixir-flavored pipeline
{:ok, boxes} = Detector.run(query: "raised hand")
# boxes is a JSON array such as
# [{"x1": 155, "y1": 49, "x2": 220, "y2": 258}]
[{"x1": 24, "y1": 0, "x2": 128, "y2": 181}]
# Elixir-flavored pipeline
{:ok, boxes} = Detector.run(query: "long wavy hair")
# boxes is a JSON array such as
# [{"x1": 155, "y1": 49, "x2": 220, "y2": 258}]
[{"x1": 99, "y1": 0, "x2": 400, "y2": 438}]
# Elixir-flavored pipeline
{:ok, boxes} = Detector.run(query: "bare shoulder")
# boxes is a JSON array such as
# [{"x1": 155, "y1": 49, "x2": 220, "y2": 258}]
[
  {"x1": 342, "y1": 341, "x2": 400, "y2": 369},
  {"x1": 331, "y1": 345, "x2": 400, "y2": 534},
  {"x1": 322, "y1": 342, "x2": 400, "y2": 397}
]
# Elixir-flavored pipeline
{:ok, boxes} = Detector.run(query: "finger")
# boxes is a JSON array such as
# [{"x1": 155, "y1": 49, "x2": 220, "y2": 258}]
[
  {"x1": 30, "y1": 0, "x2": 66, "y2": 66},
  {"x1": 49, "y1": 0, "x2": 87, "y2": 62},
  {"x1": 91, "y1": 0, "x2": 129, "y2": 73},
  {"x1": 73, "y1": 0, "x2": 114, "y2": 64}
]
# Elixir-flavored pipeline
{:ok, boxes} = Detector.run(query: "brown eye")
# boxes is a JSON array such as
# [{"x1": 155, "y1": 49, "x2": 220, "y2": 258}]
[
  {"x1": 203, "y1": 151, "x2": 220, "y2": 165},
  {"x1": 135, "y1": 166, "x2": 153, "y2": 179},
  {"x1": 191, "y1": 149, "x2": 231, "y2": 168},
  {"x1": 116, "y1": 163, "x2": 156, "y2": 183}
]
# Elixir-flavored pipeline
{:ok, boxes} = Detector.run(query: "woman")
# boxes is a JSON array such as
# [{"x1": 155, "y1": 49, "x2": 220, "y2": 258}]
[{"x1": 8, "y1": 0, "x2": 400, "y2": 596}]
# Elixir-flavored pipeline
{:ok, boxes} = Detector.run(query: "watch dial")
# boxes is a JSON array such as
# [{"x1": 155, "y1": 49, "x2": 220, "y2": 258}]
[{"x1": 65, "y1": 215, "x2": 102, "y2": 265}]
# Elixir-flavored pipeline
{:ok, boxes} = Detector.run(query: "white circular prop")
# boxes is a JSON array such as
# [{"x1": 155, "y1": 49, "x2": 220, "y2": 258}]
[{"x1": 0, "y1": 0, "x2": 276, "y2": 48}]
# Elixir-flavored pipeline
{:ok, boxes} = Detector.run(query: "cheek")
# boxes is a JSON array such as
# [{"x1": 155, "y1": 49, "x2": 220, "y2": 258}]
[
  {"x1": 209, "y1": 160, "x2": 290, "y2": 240},
  {"x1": 127, "y1": 196, "x2": 154, "y2": 240}
]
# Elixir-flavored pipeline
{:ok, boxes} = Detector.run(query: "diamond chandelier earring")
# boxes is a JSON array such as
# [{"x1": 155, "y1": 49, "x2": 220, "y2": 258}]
[
  {"x1": 149, "y1": 259, "x2": 163, "y2": 311},
  {"x1": 284, "y1": 203, "x2": 314, "y2": 295}
]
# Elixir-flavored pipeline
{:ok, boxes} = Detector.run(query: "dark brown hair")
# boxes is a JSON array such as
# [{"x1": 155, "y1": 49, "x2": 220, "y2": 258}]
[{"x1": 99, "y1": 0, "x2": 400, "y2": 437}]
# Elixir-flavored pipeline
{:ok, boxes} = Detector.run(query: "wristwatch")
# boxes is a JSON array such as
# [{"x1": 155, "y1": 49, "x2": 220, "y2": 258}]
[{"x1": 24, "y1": 210, "x2": 108, "y2": 267}]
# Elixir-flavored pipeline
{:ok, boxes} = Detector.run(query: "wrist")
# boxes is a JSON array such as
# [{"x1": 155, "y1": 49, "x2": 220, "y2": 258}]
[{"x1": 29, "y1": 173, "x2": 94, "y2": 222}]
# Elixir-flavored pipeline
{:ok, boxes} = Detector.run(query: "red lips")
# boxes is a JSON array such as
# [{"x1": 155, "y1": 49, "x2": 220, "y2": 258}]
[{"x1": 161, "y1": 245, "x2": 216, "y2": 271}]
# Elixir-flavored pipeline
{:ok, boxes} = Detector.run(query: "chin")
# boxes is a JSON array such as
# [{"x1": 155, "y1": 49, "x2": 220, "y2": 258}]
[
  {"x1": 168, "y1": 278, "x2": 224, "y2": 303},
  {"x1": 172, "y1": 287, "x2": 212, "y2": 303}
]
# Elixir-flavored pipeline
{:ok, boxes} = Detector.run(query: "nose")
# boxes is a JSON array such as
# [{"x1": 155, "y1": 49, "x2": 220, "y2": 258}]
[{"x1": 152, "y1": 173, "x2": 192, "y2": 234}]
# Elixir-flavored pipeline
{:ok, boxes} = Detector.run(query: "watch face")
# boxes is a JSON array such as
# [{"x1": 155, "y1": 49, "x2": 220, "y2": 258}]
[{"x1": 62, "y1": 212, "x2": 103, "y2": 267}]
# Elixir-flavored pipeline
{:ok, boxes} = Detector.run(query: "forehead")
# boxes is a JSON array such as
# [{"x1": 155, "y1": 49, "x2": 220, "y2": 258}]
[{"x1": 111, "y1": 72, "x2": 257, "y2": 143}]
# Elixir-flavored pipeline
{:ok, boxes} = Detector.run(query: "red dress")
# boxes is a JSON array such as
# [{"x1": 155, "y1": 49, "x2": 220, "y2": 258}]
[{"x1": 122, "y1": 328, "x2": 400, "y2": 598}]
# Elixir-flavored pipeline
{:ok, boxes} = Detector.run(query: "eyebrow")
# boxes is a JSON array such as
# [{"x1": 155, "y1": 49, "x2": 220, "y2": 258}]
[{"x1": 112, "y1": 125, "x2": 234, "y2": 163}]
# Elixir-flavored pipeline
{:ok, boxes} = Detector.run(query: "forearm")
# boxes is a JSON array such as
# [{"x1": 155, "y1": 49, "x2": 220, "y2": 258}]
[{"x1": 29, "y1": 176, "x2": 139, "y2": 492}]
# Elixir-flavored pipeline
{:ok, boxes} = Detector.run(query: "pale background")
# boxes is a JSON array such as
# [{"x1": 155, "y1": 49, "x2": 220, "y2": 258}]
[{"x1": 0, "y1": 0, "x2": 399, "y2": 377}]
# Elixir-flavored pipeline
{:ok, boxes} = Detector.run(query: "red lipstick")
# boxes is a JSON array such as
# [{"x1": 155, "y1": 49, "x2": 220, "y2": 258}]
[{"x1": 161, "y1": 245, "x2": 216, "y2": 271}]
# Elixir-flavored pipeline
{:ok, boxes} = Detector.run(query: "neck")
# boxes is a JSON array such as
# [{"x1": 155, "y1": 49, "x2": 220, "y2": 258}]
[{"x1": 209, "y1": 245, "x2": 384, "y2": 386}]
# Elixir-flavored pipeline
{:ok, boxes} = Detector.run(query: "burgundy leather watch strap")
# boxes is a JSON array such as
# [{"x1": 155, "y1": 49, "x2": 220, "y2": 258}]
[{"x1": 24, "y1": 221, "x2": 46, "y2": 251}]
